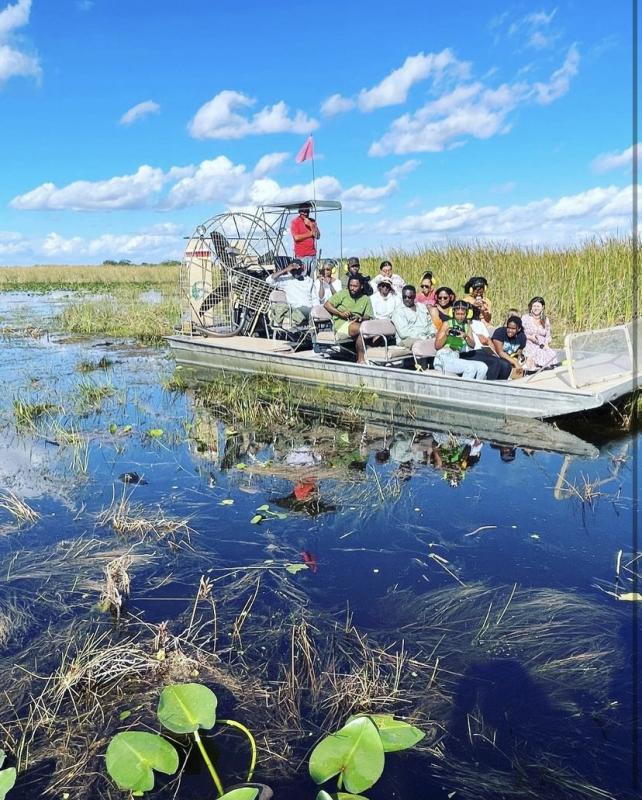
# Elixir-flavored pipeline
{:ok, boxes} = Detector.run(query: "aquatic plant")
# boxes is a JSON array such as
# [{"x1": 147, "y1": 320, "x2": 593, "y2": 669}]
[
  {"x1": 309, "y1": 712, "x2": 424, "y2": 795},
  {"x1": 106, "y1": 682, "x2": 258, "y2": 798},
  {"x1": 0, "y1": 491, "x2": 40, "y2": 525},
  {"x1": 12, "y1": 398, "x2": 58, "y2": 429},
  {"x1": 0, "y1": 750, "x2": 16, "y2": 800},
  {"x1": 76, "y1": 355, "x2": 113, "y2": 373},
  {"x1": 96, "y1": 490, "x2": 193, "y2": 547},
  {"x1": 0, "y1": 263, "x2": 178, "y2": 293}
]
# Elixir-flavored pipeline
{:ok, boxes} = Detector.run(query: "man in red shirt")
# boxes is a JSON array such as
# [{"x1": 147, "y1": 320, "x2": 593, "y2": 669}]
[{"x1": 290, "y1": 204, "x2": 320, "y2": 276}]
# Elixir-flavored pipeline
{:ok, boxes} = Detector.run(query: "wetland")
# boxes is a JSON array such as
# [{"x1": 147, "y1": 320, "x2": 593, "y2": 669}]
[{"x1": 0, "y1": 281, "x2": 638, "y2": 800}]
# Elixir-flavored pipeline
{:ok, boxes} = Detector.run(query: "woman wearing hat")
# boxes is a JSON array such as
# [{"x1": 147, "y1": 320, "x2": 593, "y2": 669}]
[
  {"x1": 463, "y1": 277, "x2": 492, "y2": 328},
  {"x1": 371, "y1": 276, "x2": 400, "y2": 320}
]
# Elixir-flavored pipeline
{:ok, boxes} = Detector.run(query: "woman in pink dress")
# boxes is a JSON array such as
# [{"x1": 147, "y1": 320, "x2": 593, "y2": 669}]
[
  {"x1": 521, "y1": 296, "x2": 558, "y2": 371},
  {"x1": 416, "y1": 271, "x2": 437, "y2": 306}
]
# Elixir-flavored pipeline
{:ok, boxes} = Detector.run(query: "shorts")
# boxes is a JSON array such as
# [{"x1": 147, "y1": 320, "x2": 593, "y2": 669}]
[{"x1": 335, "y1": 320, "x2": 353, "y2": 337}]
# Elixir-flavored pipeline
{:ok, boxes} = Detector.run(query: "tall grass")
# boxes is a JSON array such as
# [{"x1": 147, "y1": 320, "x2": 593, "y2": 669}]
[
  {"x1": 0, "y1": 264, "x2": 178, "y2": 292},
  {"x1": 361, "y1": 237, "x2": 635, "y2": 333}
]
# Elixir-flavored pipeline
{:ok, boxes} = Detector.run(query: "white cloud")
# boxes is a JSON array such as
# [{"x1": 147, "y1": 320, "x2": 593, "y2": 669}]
[
  {"x1": 320, "y1": 93, "x2": 355, "y2": 117},
  {"x1": 0, "y1": 0, "x2": 40, "y2": 85},
  {"x1": 119, "y1": 100, "x2": 160, "y2": 125},
  {"x1": 591, "y1": 144, "x2": 641, "y2": 173},
  {"x1": 320, "y1": 49, "x2": 470, "y2": 117},
  {"x1": 0, "y1": 230, "x2": 29, "y2": 257},
  {"x1": 41, "y1": 232, "x2": 84, "y2": 256},
  {"x1": 493, "y1": 7, "x2": 560, "y2": 50},
  {"x1": 369, "y1": 46, "x2": 579, "y2": 156},
  {"x1": 253, "y1": 152, "x2": 289, "y2": 177},
  {"x1": 491, "y1": 181, "x2": 517, "y2": 194},
  {"x1": 165, "y1": 156, "x2": 249, "y2": 209},
  {"x1": 188, "y1": 90, "x2": 318, "y2": 139},
  {"x1": 385, "y1": 159, "x2": 420, "y2": 180},
  {"x1": 11, "y1": 165, "x2": 167, "y2": 210},
  {"x1": 357, "y1": 50, "x2": 470, "y2": 112},
  {"x1": 532, "y1": 44, "x2": 579, "y2": 104},
  {"x1": 387, "y1": 183, "x2": 633, "y2": 244}
]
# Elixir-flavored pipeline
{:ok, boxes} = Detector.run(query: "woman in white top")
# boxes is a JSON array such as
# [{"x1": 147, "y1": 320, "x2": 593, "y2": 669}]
[
  {"x1": 313, "y1": 260, "x2": 342, "y2": 307},
  {"x1": 371, "y1": 260, "x2": 405, "y2": 294},
  {"x1": 370, "y1": 278, "x2": 400, "y2": 319}
]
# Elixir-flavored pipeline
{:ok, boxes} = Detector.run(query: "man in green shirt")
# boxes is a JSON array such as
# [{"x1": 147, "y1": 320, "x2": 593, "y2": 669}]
[{"x1": 324, "y1": 276, "x2": 373, "y2": 364}]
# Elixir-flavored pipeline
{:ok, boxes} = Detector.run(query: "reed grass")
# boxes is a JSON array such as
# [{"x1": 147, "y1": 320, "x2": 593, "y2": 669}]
[
  {"x1": 361, "y1": 237, "x2": 635, "y2": 334},
  {"x1": 0, "y1": 264, "x2": 178, "y2": 292},
  {"x1": 55, "y1": 293, "x2": 180, "y2": 344}
]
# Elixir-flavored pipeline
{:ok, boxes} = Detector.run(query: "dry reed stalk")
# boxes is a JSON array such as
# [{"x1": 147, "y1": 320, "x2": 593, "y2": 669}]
[{"x1": 0, "y1": 491, "x2": 40, "y2": 524}]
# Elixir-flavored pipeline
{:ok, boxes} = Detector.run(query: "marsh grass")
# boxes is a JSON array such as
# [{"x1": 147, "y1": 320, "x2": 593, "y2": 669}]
[
  {"x1": 96, "y1": 490, "x2": 193, "y2": 547},
  {"x1": 76, "y1": 355, "x2": 113, "y2": 373},
  {"x1": 361, "y1": 237, "x2": 636, "y2": 336},
  {"x1": 75, "y1": 379, "x2": 115, "y2": 412},
  {"x1": 0, "y1": 491, "x2": 40, "y2": 525},
  {"x1": 0, "y1": 264, "x2": 178, "y2": 292},
  {"x1": 56, "y1": 292, "x2": 180, "y2": 344},
  {"x1": 12, "y1": 399, "x2": 59, "y2": 429}
]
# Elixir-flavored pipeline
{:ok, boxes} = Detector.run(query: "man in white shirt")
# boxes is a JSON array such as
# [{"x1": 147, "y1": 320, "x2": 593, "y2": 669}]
[
  {"x1": 391, "y1": 285, "x2": 436, "y2": 347},
  {"x1": 266, "y1": 258, "x2": 315, "y2": 326},
  {"x1": 371, "y1": 277, "x2": 400, "y2": 320}
]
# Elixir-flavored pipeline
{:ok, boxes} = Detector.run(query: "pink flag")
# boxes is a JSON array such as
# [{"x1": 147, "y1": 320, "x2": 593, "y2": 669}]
[{"x1": 295, "y1": 136, "x2": 314, "y2": 164}]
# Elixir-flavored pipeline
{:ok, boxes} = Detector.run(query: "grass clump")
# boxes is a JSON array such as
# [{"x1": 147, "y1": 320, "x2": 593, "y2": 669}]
[
  {"x1": 75, "y1": 380, "x2": 115, "y2": 412},
  {"x1": 13, "y1": 398, "x2": 58, "y2": 429},
  {"x1": 56, "y1": 293, "x2": 179, "y2": 344},
  {"x1": 76, "y1": 356, "x2": 113, "y2": 373},
  {"x1": 0, "y1": 491, "x2": 40, "y2": 524}
]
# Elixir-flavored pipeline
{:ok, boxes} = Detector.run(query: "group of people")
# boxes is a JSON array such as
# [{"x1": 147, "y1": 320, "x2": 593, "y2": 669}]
[{"x1": 277, "y1": 205, "x2": 557, "y2": 379}]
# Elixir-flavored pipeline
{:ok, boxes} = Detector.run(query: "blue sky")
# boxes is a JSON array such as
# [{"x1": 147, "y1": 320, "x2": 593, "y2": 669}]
[{"x1": 0, "y1": 0, "x2": 635, "y2": 264}]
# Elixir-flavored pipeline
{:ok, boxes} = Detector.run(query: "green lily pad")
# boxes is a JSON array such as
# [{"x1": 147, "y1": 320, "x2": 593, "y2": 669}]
[
  {"x1": 256, "y1": 504, "x2": 270, "y2": 512},
  {"x1": 148, "y1": 429, "x2": 164, "y2": 438},
  {"x1": 316, "y1": 790, "x2": 369, "y2": 800},
  {"x1": 219, "y1": 789, "x2": 260, "y2": 800},
  {"x1": 250, "y1": 514, "x2": 264, "y2": 524},
  {"x1": 220, "y1": 499, "x2": 234, "y2": 505},
  {"x1": 109, "y1": 422, "x2": 118, "y2": 434},
  {"x1": 157, "y1": 683, "x2": 217, "y2": 734},
  {"x1": 106, "y1": 731, "x2": 179, "y2": 793},
  {"x1": 285, "y1": 563, "x2": 309, "y2": 574},
  {"x1": 119, "y1": 710, "x2": 132, "y2": 721},
  {"x1": 0, "y1": 767, "x2": 16, "y2": 800},
  {"x1": 309, "y1": 716, "x2": 384, "y2": 794},
  {"x1": 355, "y1": 714, "x2": 425, "y2": 752}
]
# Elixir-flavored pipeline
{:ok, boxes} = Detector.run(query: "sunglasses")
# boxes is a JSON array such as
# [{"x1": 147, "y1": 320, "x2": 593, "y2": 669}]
[{"x1": 437, "y1": 294, "x2": 450, "y2": 300}]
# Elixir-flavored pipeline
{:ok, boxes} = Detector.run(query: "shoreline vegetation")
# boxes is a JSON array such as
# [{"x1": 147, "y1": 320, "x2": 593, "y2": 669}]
[{"x1": 0, "y1": 238, "x2": 636, "y2": 342}]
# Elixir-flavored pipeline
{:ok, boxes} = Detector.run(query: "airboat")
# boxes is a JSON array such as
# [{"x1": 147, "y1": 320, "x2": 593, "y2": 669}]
[{"x1": 166, "y1": 201, "x2": 640, "y2": 456}]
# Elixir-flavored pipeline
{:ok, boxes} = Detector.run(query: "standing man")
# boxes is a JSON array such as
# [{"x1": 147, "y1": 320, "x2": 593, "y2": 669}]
[{"x1": 290, "y1": 204, "x2": 320, "y2": 277}]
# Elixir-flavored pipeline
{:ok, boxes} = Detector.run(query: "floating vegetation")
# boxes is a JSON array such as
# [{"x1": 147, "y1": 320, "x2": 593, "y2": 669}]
[
  {"x1": 0, "y1": 491, "x2": 40, "y2": 525},
  {"x1": 75, "y1": 380, "x2": 116, "y2": 412},
  {"x1": 96, "y1": 491, "x2": 193, "y2": 548}
]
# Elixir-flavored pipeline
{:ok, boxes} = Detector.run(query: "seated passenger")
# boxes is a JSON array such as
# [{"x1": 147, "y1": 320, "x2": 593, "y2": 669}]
[
  {"x1": 462, "y1": 276, "x2": 492, "y2": 328},
  {"x1": 313, "y1": 260, "x2": 342, "y2": 307},
  {"x1": 416, "y1": 271, "x2": 437, "y2": 306},
  {"x1": 266, "y1": 258, "x2": 315, "y2": 325},
  {"x1": 371, "y1": 260, "x2": 405, "y2": 294},
  {"x1": 521, "y1": 296, "x2": 558, "y2": 372},
  {"x1": 325, "y1": 276, "x2": 374, "y2": 364},
  {"x1": 371, "y1": 277, "x2": 400, "y2": 320},
  {"x1": 434, "y1": 300, "x2": 488, "y2": 380},
  {"x1": 341, "y1": 257, "x2": 373, "y2": 295},
  {"x1": 391, "y1": 285, "x2": 436, "y2": 347},
  {"x1": 491, "y1": 315, "x2": 527, "y2": 376},
  {"x1": 459, "y1": 315, "x2": 512, "y2": 380},
  {"x1": 430, "y1": 286, "x2": 456, "y2": 327}
]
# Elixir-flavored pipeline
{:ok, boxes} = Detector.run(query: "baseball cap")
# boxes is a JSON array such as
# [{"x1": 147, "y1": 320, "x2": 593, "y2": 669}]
[{"x1": 347, "y1": 257, "x2": 361, "y2": 268}]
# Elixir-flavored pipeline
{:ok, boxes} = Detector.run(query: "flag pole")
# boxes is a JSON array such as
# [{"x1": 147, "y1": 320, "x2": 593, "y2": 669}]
[{"x1": 311, "y1": 136, "x2": 316, "y2": 206}]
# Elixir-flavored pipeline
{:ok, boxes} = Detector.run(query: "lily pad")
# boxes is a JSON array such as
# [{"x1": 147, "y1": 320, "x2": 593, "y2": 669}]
[
  {"x1": 256, "y1": 504, "x2": 270, "y2": 512},
  {"x1": 355, "y1": 713, "x2": 425, "y2": 752},
  {"x1": 220, "y1": 499, "x2": 234, "y2": 506},
  {"x1": 219, "y1": 790, "x2": 260, "y2": 800},
  {"x1": 157, "y1": 683, "x2": 217, "y2": 734},
  {"x1": 316, "y1": 792, "x2": 368, "y2": 800},
  {"x1": 250, "y1": 514, "x2": 264, "y2": 524},
  {"x1": 309, "y1": 716, "x2": 384, "y2": 794},
  {"x1": 148, "y1": 429, "x2": 164, "y2": 438},
  {"x1": 106, "y1": 731, "x2": 179, "y2": 793},
  {"x1": 285, "y1": 563, "x2": 309, "y2": 574},
  {"x1": 618, "y1": 592, "x2": 642, "y2": 602},
  {"x1": 0, "y1": 767, "x2": 16, "y2": 800}
]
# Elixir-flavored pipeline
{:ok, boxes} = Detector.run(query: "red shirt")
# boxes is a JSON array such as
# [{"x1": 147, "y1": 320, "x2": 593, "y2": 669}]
[
  {"x1": 416, "y1": 289, "x2": 436, "y2": 306},
  {"x1": 291, "y1": 216, "x2": 317, "y2": 258}
]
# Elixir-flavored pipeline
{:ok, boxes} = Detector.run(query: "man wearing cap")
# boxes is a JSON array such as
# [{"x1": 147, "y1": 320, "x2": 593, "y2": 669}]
[
  {"x1": 290, "y1": 204, "x2": 320, "y2": 277},
  {"x1": 266, "y1": 258, "x2": 315, "y2": 326},
  {"x1": 341, "y1": 257, "x2": 373, "y2": 295},
  {"x1": 371, "y1": 277, "x2": 400, "y2": 320}
]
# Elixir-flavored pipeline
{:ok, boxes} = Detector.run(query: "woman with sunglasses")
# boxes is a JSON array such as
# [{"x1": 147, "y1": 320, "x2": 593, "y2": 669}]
[
  {"x1": 429, "y1": 286, "x2": 456, "y2": 327},
  {"x1": 462, "y1": 276, "x2": 492, "y2": 328},
  {"x1": 416, "y1": 271, "x2": 436, "y2": 307}
]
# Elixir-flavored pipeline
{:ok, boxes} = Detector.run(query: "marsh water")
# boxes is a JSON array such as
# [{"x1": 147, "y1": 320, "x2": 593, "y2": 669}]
[{"x1": 0, "y1": 292, "x2": 639, "y2": 800}]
